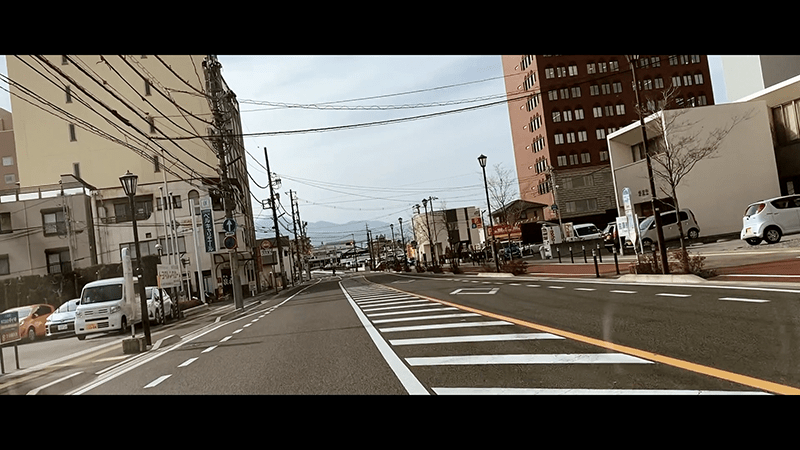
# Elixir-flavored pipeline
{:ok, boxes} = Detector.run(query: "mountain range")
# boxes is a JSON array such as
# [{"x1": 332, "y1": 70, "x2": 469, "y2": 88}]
[{"x1": 254, "y1": 218, "x2": 406, "y2": 247}]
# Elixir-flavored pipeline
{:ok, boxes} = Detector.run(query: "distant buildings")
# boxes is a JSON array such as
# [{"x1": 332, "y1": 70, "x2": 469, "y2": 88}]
[{"x1": 412, "y1": 205, "x2": 482, "y2": 264}]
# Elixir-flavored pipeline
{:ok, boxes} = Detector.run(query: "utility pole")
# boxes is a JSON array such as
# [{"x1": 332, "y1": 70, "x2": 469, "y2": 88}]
[
  {"x1": 204, "y1": 55, "x2": 244, "y2": 310},
  {"x1": 289, "y1": 189, "x2": 301, "y2": 283},
  {"x1": 264, "y1": 147, "x2": 286, "y2": 289}
]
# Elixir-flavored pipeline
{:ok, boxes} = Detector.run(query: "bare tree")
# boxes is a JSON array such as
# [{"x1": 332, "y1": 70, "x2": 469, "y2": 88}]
[
  {"x1": 488, "y1": 163, "x2": 523, "y2": 258},
  {"x1": 644, "y1": 85, "x2": 754, "y2": 269}
]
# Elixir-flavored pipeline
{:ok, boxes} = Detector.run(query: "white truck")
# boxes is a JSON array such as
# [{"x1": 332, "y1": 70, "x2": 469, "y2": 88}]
[{"x1": 74, "y1": 248, "x2": 142, "y2": 340}]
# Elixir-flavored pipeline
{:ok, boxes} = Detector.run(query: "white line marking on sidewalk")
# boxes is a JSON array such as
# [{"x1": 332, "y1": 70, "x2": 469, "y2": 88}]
[
  {"x1": 720, "y1": 297, "x2": 769, "y2": 303},
  {"x1": 144, "y1": 375, "x2": 171, "y2": 389},
  {"x1": 406, "y1": 353, "x2": 653, "y2": 366},
  {"x1": 178, "y1": 357, "x2": 198, "y2": 368}
]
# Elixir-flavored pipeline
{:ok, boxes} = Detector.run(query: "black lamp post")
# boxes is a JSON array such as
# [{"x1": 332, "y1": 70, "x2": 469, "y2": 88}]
[
  {"x1": 119, "y1": 170, "x2": 152, "y2": 346},
  {"x1": 625, "y1": 55, "x2": 669, "y2": 274},
  {"x1": 478, "y1": 154, "x2": 500, "y2": 272},
  {"x1": 398, "y1": 217, "x2": 406, "y2": 264}
]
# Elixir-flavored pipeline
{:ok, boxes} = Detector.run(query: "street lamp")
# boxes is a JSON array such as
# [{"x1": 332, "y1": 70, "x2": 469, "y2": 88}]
[
  {"x1": 625, "y1": 55, "x2": 669, "y2": 274},
  {"x1": 390, "y1": 223, "x2": 396, "y2": 265},
  {"x1": 398, "y1": 217, "x2": 406, "y2": 265},
  {"x1": 422, "y1": 198, "x2": 436, "y2": 267},
  {"x1": 478, "y1": 155, "x2": 500, "y2": 272},
  {"x1": 119, "y1": 170, "x2": 152, "y2": 346}
]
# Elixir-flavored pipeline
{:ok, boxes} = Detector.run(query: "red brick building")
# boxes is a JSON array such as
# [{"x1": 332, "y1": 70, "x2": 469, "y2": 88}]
[{"x1": 502, "y1": 55, "x2": 715, "y2": 228}]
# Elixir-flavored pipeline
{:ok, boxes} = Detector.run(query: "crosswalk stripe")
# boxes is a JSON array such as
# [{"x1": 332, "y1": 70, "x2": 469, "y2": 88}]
[
  {"x1": 379, "y1": 321, "x2": 513, "y2": 333},
  {"x1": 406, "y1": 353, "x2": 653, "y2": 366},
  {"x1": 389, "y1": 333, "x2": 565, "y2": 346},
  {"x1": 372, "y1": 313, "x2": 479, "y2": 324}
]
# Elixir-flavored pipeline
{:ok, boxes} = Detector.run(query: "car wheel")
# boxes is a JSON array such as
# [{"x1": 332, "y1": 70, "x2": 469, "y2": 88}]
[
  {"x1": 746, "y1": 238, "x2": 762, "y2": 246},
  {"x1": 642, "y1": 238, "x2": 654, "y2": 248},
  {"x1": 28, "y1": 327, "x2": 36, "y2": 342},
  {"x1": 77, "y1": 334, "x2": 86, "y2": 341},
  {"x1": 764, "y1": 227, "x2": 782, "y2": 244},
  {"x1": 119, "y1": 317, "x2": 128, "y2": 335},
  {"x1": 687, "y1": 229, "x2": 699, "y2": 240}
]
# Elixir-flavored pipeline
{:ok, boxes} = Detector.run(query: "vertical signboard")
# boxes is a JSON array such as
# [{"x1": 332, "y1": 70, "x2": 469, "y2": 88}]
[
  {"x1": 0, "y1": 311, "x2": 20, "y2": 344},
  {"x1": 200, "y1": 196, "x2": 215, "y2": 253}
]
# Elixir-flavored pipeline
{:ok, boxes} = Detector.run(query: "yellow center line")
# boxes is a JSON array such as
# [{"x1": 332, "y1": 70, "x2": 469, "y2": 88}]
[{"x1": 377, "y1": 282, "x2": 800, "y2": 395}]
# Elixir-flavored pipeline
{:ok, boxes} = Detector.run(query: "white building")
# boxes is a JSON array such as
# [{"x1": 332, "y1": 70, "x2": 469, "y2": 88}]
[
  {"x1": 412, "y1": 206, "x2": 482, "y2": 264},
  {"x1": 607, "y1": 100, "x2": 778, "y2": 238}
]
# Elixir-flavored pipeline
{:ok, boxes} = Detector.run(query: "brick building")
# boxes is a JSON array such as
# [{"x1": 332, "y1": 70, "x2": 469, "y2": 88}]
[{"x1": 502, "y1": 55, "x2": 715, "y2": 228}]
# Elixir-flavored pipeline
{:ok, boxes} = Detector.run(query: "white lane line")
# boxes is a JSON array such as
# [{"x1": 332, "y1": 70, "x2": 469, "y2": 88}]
[
  {"x1": 27, "y1": 371, "x2": 84, "y2": 395},
  {"x1": 244, "y1": 323, "x2": 252, "y2": 328},
  {"x1": 450, "y1": 288, "x2": 499, "y2": 295},
  {"x1": 367, "y1": 307, "x2": 458, "y2": 317},
  {"x1": 548, "y1": 286, "x2": 565, "y2": 289},
  {"x1": 720, "y1": 297, "x2": 770, "y2": 303},
  {"x1": 372, "y1": 313, "x2": 480, "y2": 324},
  {"x1": 220, "y1": 336, "x2": 232, "y2": 343},
  {"x1": 610, "y1": 290, "x2": 637, "y2": 294},
  {"x1": 574, "y1": 288, "x2": 596, "y2": 291},
  {"x1": 379, "y1": 321, "x2": 513, "y2": 333},
  {"x1": 340, "y1": 283, "x2": 429, "y2": 395},
  {"x1": 251, "y1": 318, "x2": 259, "y2": 323},
  {"x1": 202, "y1": 346, "x2": 217, "y2": 353},
  {"x1": 178, "y1": 357, "x2": 199, "y2": 368},
  {"x1": 509, "y1": 283, "x2": 521, "y2": 286},
  {"x1": 406, "y1": 353, "x2": 654, "y2": 366},
  {"x1": 656, "y1": 293, "x2": 691, "y2": 298},
  {"x1": 144, "y1": 374, "x2": 172, "y2": 389},
  {"x1": 527, "y1": 285, "x2": 540, "y2": 288},
  {"x1": 233, "y1": 329, "x2": 243, "y2": 334},
  {"x1": 433, "y1": 388, "x2": 769, "y2": 395},
  {"x1": 389, "y1": 333, "x2": 565, "y2": 346}
]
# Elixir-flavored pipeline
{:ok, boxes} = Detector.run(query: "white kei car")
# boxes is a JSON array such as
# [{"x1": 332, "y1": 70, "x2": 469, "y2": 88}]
[{"x1": 741, "y1": 194, "x2": 800, "y2": 245}]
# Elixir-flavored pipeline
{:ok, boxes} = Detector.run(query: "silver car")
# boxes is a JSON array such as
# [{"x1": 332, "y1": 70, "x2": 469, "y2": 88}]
[
  {"x1": 636, "y1": 209, "x2": 700, "y2": 247},
  {"x1": 741, "y1": 194, "x2": 800, "y2": 245},
  {"x1": 46, "y1": 298, "x2": 80, "y2": 338},
  {"x1": 146, "y1": 287, "x2": 174, "y2": 325}
]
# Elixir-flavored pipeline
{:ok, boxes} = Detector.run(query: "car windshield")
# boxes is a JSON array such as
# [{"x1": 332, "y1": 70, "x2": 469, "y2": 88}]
[
  {"x1": 9, "y1": 307, "x2": 32, "y2": 320},
  {"x1": 81, "y1": 284, "x2": 123, "y2": 304},
  {"x1": 639, "y1": 217, "x2": 654, "y2": 230},
  {"x1": 55, "y1": 301, "x2": 77, "y2": 314}
]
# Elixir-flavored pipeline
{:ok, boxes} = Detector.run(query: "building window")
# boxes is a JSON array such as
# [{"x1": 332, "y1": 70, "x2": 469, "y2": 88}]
[
  {"x1": 593, "y1": 106, "x2": 602, "y2": 118},
  {"x1": 587, "y1": 63, "x2": 596, "y2": 74},
  {"x1": 598, "y1": 62, "x2": 608, "y2": 73},
  {"x1": 568, "y1": 65, "x2": 578, "y2": 76},
  {"x1": 569, "y1": 154, "x2": 579, "y2": 165},
  {"x1": 571, "y1": 86, "x2": 581, "y2": 98},
  {"x1": 773, "y1": 100, "x2": 800, "y2": 145},
  {"x1": 69, "y1": 123, "x2": 77, "y2": 141},
  {"x1": 548, "y1": 90, "x2": 558, "y2": 101},
  {"x1": 669, "y1": 55, "x2": 678, "y2": 66},
  {"x1": 643, "y1": 79, "x2": 653, "y2": 90},
  {"x1": 552, "y1": 111, "x2": 561, "y2": 123},
  {"x1": 145, "y1": 79, "x2": 152, "y2": 96},
  {"x1": 581, "y1": 152, "x2": 591, "y2": 164},
  {"x1": 557, "y1": 154, "x2": 567, "y2": 166},
  {"x1": 554, "y1": 133, "x2": 565, "y2": 145},
  {"x1": 683, "y1": 74, "x2": 693, "y2": 86},
  {"x1": 566, "y1": 132, "x2": 576, "y2": 144},
  {"x1": 601, "y1": 83, "x2": 611, "y2": 95},
  {"x1": 613, "y1": 82, "x2": 623, "y2": 94},
  {"x1": 112, "y1": 197, "x2": 153, "y2": 223},
  {"x1": 578, "y1": 130, "x2": 588, "y2": 142},
  {"x1": 4, "y1": 174, "x2": 15, "y2": 185},
  {"x1": 0, "y1": 254, "x2": 8, "y2": 275},
  {"x1": 616, "y1": 104, "x2": 626, "y2": 115},
  {"x1": 590, "y1": 85, "x2": 600, "y2": 96},
  {"x1": 694, "y1": 73, "x2": 704, "y2": 85},
  {"x1": 46, "y1": 248, "x2": 71, "y2": 274},
  {"x1": 651, "y1": 56, "x2": 661, "y2": 67},
  {"x1": 560, "y1": 88, "x2": 570, "y2": 99},
  {"x1": 2, "y1": 156, "x2": 12, "y2": 166},
  {"x1": 574, "y1": 108, "x2": 584, "y2": 120},
  {"x1": 600, "y1": 150, "x2": 609, "y2": 161},
  {"x1": 0, "y1": 212, "x2": 11, "y2": 233},
  {"x1": 545, "y1": 67, "x2": 555, "y2": 79},
  {"x1": 566, "y1": 198, "x2": 598, "y2": 213},
  {"x1": 526, "y1": 94, "x2": 540, "y2": 111},
  {"x1": 604, "y1": 105, "x2": 614, "y2": 117},
  {"x1": 672, "y1": 76, "x2": 682, "y2": 87},
  {"x1": 563, "y1": 110, "x2": 573, "y2": 122},
  {"x1": 596, "y1": 128, "x2": 606, "y2": 140},
  {"x1": 609, "y1": 60, "x2": 619, "y2": 71},
  {"x1": 42, "y1": 210, "x2": 66, "y2": 236},
  {"x1": 697, "y1": 95, "x2": 707, "y2": 106},
  {"x1": 654, "y1": 77, "x2": 664, "y2": 89},
  {"x1": 557, "y1": 66, "x2": 567, "y2": 78},
  {"x1": 156, "y1": 195, "x2": 182, "y2": 211}
]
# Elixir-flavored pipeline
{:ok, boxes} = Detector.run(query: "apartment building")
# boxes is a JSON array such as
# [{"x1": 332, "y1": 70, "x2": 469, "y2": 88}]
[
  {"x1": 5, "y1": 55, "x2": 256, "y2": 298},
  {"x1": 0, "y1": 108, "x2": 17, "y2": 190},
  {"x1": 502, "y1": 55, "x2": 715, "y2": 228},
  {"x1": 412, "y1": 205, "x2": 482, "y2": 263}
]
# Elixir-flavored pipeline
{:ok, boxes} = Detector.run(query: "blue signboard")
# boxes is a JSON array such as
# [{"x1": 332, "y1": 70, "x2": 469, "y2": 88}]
[
  {"x1": 0, "y1": 311, "x2": 20, "y2": 344},
  {"x1": 202, "y1": 209, "x2": 216, "y2": 253}
]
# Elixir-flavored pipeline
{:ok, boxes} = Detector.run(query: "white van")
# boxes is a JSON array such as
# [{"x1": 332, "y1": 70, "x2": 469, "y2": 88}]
[{"x1": 74, "y1": 248, "x2": 142, "y2": 340}]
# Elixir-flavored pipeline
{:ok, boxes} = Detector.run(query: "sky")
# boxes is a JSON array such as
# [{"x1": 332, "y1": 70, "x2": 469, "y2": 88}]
[{"x1": 0, "y1": 55, "x2": 731, "y2": 243}]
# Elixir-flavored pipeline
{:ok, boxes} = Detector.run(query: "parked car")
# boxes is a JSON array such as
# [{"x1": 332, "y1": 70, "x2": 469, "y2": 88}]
[
  {"x1": 45, "y1": 299, "x2": 80, "y2": 339},
  {"x1": 503, "y1": 244, "x2": 522, "y2": 259},
  {"x1": 146, "y1": 287, "x2": 173, "y2": 325},
  {"x1": 571, "y1": 223, "x2": 603, "y2": 241},
  {"x1": 741, "y1": 194, "x2": 800, "y2": 245},
  {"x1": 2, "y1": 304, "x2": 55, "y2": 342},
  {"x1": 631, "y1": 209, "x2": 700, "y2": 247},
  {"x1": 602, "y1": 222, "x2": 618, "y2": 250}
]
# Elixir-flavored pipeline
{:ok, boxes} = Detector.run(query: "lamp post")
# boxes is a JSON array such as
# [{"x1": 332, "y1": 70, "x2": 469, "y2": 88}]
[
  {"x1": 119, "y1": 170, "x2": 151, "y2": 346},
  {"x1": 478, "y1": 154, "x2": 500, "y2": 272},
  {"x1": 390, "y1": 223, "x2": 396, "y2": 265},
  {"x1": 398, "y1": 217, "x2": 406, "y2": 264},
  {"x1": 625, "y1": 55, "x2": 669, "y2": 274},
  {"x1": 422, "y1": 198, "x2": 436, "y2": 267}
]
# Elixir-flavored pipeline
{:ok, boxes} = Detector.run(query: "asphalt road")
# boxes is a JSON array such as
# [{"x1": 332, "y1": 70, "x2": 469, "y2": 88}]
[{"x1": 21, "y1": 270, "x2": 797, "y2": 395}]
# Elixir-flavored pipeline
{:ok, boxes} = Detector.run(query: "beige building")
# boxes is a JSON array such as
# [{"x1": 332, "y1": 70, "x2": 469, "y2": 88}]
[
  {"x1": 5, "y1": 55, "x2": 256, "y2": 298},
  {"x1": 0, "y1": 108, "x2": 17, "y2": 189},
  {"x1": 608, "y1": 101, "x2": 778, "y2": 238}
]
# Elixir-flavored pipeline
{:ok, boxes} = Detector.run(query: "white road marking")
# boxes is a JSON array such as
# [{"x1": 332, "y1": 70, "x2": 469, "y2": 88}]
[
  {"x1": 379, "y1": 321, "x2": 513, "y2": 333},
  {"x1": 27, "y1": 371, "x2": 84, "y2": 395},
  {"x1": 244, "y1": 323, "x2": 252, "y2": 328},
  {"x1": 359, "y1": 299, "x2": 428, "y2": 307},
  {"x1": 509, "y1": 283, "x2": 521, "y2": 286},
  {"x1": 574, "y1": 288, "x2": 596, "y2": 291},
  {"x1": 363, "y1": 303, "x2": 438, "y2": 312},
  {"x1": 372, "y1": 313, "x2": 480, "y2": 324},
  {"x1": 610, "y1": 290, "x2": 637, "y2": 294},
  {"x1": 527, "y1": 285, "x2": 540, "y2": 288},
  {"x1": 720, "y1": 297, "x2": 770, "y2": 303},
  {"x1": 202, "y1": 346, "x2": 217, "y2": 353},
  {"x1": 144, "y1": 375, "x2": 172, "y2": 389},
  {"x1": 548, "y1": 286, "x2": 565, "y2": 289},
  {"x1": 178, "y1": 357, "x2": 198, "y2": 368},
  {"x1": 220, "y1": 336, "x2": 232, "y2": 343},
  {"x1": 433, "y1": 388, "x2": 769, "y2": 395},
  {"x1": 450, "y1": 288, "x2": 499, "y2": 295},
  {"x1": 367, "y1": 307, "x2": 458, "y2": 317},
  {"x1": 233, "y1": 329, "x2": 243, "y2": 334},
  {"x1": 656, "y1": 293, "x2": 692, "y2": 298},
  {"x1": 389, "y1": 333, "x2": 565, "y2": 346},
  {"x1": 406, "y1": 353, "x2": 653, "y2": 366}
]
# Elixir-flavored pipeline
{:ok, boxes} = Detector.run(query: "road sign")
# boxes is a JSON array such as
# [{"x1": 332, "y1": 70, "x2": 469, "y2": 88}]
[
  {"x1": 157, "y1": 264, "x2": 181, "y2": 288},
  {"x1": 223, "y1": 235, "x2": 237, "y2": 250},
  {"x1": 202, "y1": 209, "x2": 216, "y2": 252},
  {"x1": 223, "y1": 218, "x2": 237, "y2": 234},
  {"x1": 1, "y1": 311, "x2": 20, "y2": 344},
  {"x1": 622, "y1": 188, "x2": 637, "y2": 243}
]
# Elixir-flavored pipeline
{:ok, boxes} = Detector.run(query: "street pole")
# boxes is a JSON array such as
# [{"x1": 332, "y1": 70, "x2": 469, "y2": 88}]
[
  {"x1": 264, "y1": 147, "x2": 286, "y2": 290},
  {"x1": 119, "y1": 171, "x2": 151, "y2": 347},
  {"x1": 422, "y1": 199, "x2": 435, "y2": 267},
  {"x1": 390, "y1": 224, "x2": 396, "y2": 265},
  {"x1": 398, "y1": 217, "x2": 406, "y2": 264},
  {"x1": 189, "y1": 198, "x2": 206, "y2": 305},
  {"x1": 478, "y1": 155, "x2": 500, "y2": 272},
  {"x1": 627, "y1": 55, "x2": 669, "y2": 274},
  {"x1": 290, "y1": 189, "x2": 300, "y2": 284}
]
